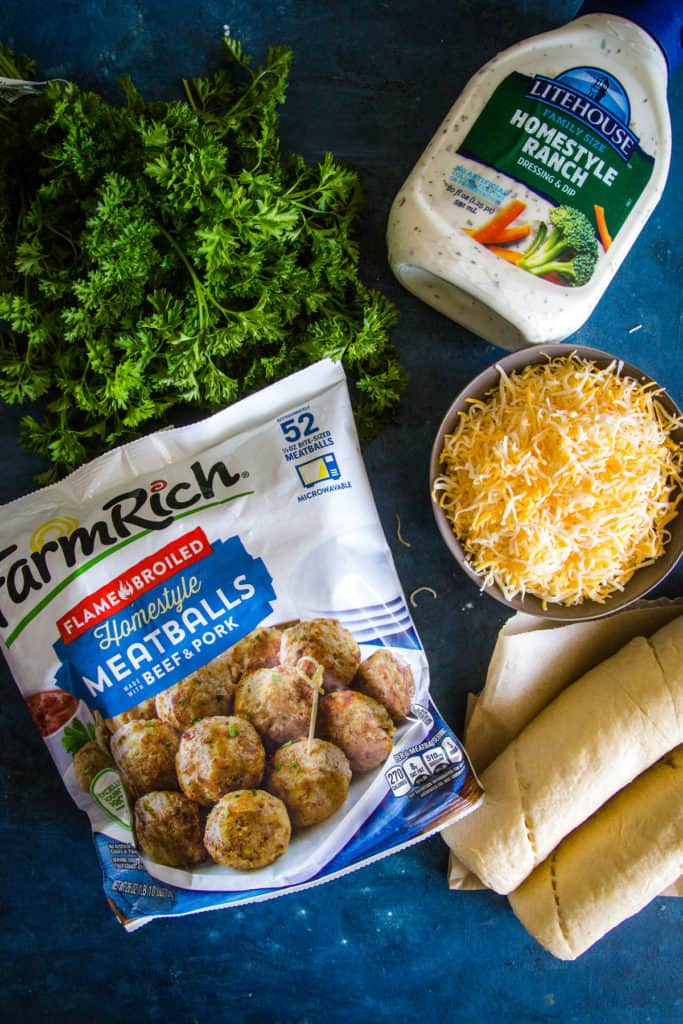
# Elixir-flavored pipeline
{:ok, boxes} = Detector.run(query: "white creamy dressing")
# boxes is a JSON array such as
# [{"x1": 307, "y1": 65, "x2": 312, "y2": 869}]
[{"x1": 387, "y1": 14, "x2": 671, "y2": 349}]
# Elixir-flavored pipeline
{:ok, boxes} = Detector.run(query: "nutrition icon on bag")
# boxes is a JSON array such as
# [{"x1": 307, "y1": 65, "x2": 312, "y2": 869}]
[{"x1": 386, "y1": 733, "x2": 471, "y2": 799}]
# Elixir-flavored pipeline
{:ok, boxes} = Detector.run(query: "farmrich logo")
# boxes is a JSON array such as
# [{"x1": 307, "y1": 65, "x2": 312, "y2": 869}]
[
  {"x1": 525, "y1": 67, "x2": 639, "y2": 160},
  {"x1": 0, "y1": 458, "x2": 253, "y2": 638}
]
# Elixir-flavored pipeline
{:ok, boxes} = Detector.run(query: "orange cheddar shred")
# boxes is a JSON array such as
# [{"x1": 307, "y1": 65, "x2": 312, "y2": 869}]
[{"x1": 432, "y1": 354, "x2": 683, "y2": 607}]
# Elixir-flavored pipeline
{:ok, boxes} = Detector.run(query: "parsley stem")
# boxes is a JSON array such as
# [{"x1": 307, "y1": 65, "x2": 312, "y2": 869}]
[
  {"x1": 156, "y1": 222, "x2": 234, "y2": 322},
  {"x1": 213, "y1": 64, "x2": 283, "y2": 140},
  {"x1": 156, "y1": 223, "x2": 209, "y2": 331},
  {"x1": 45, "y1": 222, "x2": 78, "y2": 259},
  {"x1": 0, "y1": 50, "x2": 22, "y2": 78},
  {"x1": 181, "y1": 78, "x2": 201, "y2": 117}
]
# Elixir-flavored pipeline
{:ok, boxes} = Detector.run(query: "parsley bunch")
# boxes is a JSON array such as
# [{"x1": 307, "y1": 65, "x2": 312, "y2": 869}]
[{"x1": 0, "y1": 39, "x2": 405, "y2": 481}]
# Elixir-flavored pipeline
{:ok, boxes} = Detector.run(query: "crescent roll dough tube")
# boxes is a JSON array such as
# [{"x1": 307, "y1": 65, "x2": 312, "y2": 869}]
[
  {"x1": 508, "y1": 745, "x2": 683, "y2": 960},
  {"x1": 442, "y1": 615, "x2": 683, "y2": 894}
]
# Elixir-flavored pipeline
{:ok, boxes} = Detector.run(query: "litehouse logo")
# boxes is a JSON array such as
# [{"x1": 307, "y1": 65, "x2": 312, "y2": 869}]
[{"x1": 526, "y1": 67, "x2": 639, "y2": 160}]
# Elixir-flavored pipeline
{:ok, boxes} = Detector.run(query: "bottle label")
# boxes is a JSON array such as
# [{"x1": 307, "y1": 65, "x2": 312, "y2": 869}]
[{"x1": 448, "y1": 68, "x2": 654, "y2": 286}]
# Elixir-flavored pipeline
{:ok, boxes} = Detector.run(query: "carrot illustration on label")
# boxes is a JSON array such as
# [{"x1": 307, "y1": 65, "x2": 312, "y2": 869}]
[
  {"x1": 490, "y1": 224, "x2": 530, "y2": 244},
  {"x1": 486, "y1": 245, "x2": 524, "y2": 264},
  {"x1": 470, "y1": 198, "x2": 527, "y2": 244},
  {"x1": 594, "y1": 204, "x2": 612, "y2": 251}
]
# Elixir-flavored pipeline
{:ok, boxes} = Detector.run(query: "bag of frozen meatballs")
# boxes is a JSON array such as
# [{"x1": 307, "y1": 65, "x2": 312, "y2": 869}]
[{"x1": 0, "y1": 360, "x2": 480, "y2": 929}]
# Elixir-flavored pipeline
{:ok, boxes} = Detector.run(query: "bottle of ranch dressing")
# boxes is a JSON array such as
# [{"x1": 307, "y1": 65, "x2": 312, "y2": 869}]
[{"x1": 387, "y1": 1, "x2": 682, "y2": 349}]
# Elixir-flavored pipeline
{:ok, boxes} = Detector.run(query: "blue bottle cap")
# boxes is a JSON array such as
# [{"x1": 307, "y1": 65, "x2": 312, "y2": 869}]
[{"x1": 576, "y1": 1, "x2": 683, "y2": 72}]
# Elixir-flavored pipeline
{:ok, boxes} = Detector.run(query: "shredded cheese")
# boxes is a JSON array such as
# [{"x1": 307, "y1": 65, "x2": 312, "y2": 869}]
[
  {"x1": 395, "y1": 512, "x2": 412, "y2": 548},
  {"x1": 409, "y1": 585, "x2": 437, "y2": 607},
  {"x1": 432, "y1": 353, "x2": 683, "y2": 607}
]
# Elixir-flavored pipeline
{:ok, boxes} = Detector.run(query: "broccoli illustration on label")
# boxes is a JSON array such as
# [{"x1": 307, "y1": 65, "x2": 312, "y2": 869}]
[{"x1": 518, "y1": 205, "x2": 599, "y2": 286}]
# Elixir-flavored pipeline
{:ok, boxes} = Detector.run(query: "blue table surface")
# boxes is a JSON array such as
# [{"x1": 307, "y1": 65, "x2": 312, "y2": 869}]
[{"x1": 1, "y1": 2, "x2": 681, "y2": 1020}]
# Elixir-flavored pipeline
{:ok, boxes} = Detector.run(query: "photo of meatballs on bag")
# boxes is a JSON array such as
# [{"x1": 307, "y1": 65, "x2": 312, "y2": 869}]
[
  {"x1": 280, "y1": 619, "x2": 361, "y2": 692},
  {"x1": 105, "y1": 695, "x2": 158, "y2": 735},
  {"x1": 234, "y1": 665, "x2": 315, "y2": 748},
  {"x1": 265, "y1": 738, "x2": 352, "y2": 827},
  {"x1": 103, "y1": 619, "x2": 419, "y2": 879},
  {"x1": 72, "y1": 740, "x2": 116, "y2": 792},
  {"x1": 317, "y1": 690, "x2": 395, "y2": 772},
  {"x1": 227, "y1": 626, "x2": 284, "y2": 680},
  {"x1": 155, "y1": 663, "x2": 235, "y2": 732},
  {"x1": 204, "y1": 789, "x2": 291, "y2": 869},
  {"x1": 353, "y1": 650, "x2": 416, "y2": 722},
  {"x1": 176, "y1": 715, "x2": 265, "y2": 805},
  {"x1": 134, "y1": 790, "x2": 207, "y2": 868},
  {"x1": 110, "y1": 719, "x2": 181, "y2": 798}
]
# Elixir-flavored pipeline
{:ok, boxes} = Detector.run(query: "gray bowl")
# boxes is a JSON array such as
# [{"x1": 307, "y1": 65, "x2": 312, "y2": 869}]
[{"x1": 429, "y1": 344, "x2": 683, "y2": 621}]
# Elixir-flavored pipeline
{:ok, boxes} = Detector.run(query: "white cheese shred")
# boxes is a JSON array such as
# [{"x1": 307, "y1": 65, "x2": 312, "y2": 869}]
[{"x1": 432, "y1": 353, "x2": 683, "y2": 608}]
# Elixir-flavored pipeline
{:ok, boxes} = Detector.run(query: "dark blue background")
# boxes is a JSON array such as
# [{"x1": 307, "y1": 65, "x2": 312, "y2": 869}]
[{"x1": 0, "y1": 2, "x2": 681, "y2": 1021}]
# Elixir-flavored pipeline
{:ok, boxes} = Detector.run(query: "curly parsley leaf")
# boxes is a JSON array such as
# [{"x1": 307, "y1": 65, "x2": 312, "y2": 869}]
[{"x1": 0, "y1": 38, "x2": 405, "y2": 480}]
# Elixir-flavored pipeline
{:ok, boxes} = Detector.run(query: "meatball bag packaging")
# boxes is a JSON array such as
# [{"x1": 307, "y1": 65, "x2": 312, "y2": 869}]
[{"x1": 0, "y1": 358, "x2": 481, "y2": 930}]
